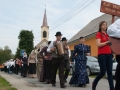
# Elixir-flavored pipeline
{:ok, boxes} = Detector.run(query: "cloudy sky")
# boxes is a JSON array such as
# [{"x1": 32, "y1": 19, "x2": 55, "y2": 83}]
[{"x1": 0, "y1": 0, "x2": 120, "y2": 54}]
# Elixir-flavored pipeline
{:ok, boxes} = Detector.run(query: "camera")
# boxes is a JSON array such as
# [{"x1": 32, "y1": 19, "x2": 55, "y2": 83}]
[{"x1": 107, "y1": 42, "x2": 112, "y2": 46}]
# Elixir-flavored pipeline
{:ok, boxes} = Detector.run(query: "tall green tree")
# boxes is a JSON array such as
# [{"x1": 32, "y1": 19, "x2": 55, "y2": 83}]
[
  {"x1": 0, "y1": 48, "x2": 3, "y2": 63},
  {"x1": 0, "y1": 46, "x2": 13, "y2": 63},
  {"x1": 3, "y1": 46, "x2": 12, "y2": 61},
  {"x1": 15, "y1": 30, "x2": 34, "y2": 58}
]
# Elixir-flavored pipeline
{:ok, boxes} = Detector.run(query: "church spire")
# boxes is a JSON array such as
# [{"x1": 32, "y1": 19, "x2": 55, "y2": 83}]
[{"x1": 42, "y1": 5, "x2": 48, "y2": 27}]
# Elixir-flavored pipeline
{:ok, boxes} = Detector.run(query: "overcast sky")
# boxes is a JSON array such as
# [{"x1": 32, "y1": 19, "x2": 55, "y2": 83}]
[{"x1": 0, "y1": 0, "x2": 120, "y2": 54}]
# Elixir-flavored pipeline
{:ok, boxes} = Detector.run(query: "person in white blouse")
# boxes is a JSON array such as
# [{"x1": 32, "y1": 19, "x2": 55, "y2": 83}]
[
  {"x1": 107, "y1": 19, "x2": 120, "y2": 38},
  {"x1": 9, "y1": 59, "x2": 14, "y2": 74},
  {"x1": 47, "y1": 32, "x2": 67, "y2": 88},
  {"x1": 107, "y1": 19, "x2": 120, "y2": 90},
  {"x1": 7, "y1": 60, "x2": 11, "y2": 73}
]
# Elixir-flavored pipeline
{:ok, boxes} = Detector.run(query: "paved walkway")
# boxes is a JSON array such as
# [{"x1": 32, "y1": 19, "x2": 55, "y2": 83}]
[
  {"x1": 0, "y1": 72, "x2": 47, "y2": 90},
  {"x1": 0, "y1": 71, "x2": 115, "y2": 90}
]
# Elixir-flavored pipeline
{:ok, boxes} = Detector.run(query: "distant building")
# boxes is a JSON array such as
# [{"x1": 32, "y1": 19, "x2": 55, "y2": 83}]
[
  {"x1": 68, "y1": 14, "x2": 120, "y2": 57},
  {"x1": 35, "y1": 8, "x2": 49, "y2": 49}
]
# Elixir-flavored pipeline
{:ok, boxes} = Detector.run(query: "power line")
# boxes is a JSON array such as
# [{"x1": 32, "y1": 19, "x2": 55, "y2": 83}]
[
  {"x1": 34, "y1": 0, "x2": 89, "y2": 37},
  {"x1": 49, "y1": 0, "x2": 95, "y2": 32},
  {"x1": 34, "y1": 0, "x2": 95, "y2": 38},
  {"x1": 50, "y1": 0, "x2": 85, "y2": 28}
]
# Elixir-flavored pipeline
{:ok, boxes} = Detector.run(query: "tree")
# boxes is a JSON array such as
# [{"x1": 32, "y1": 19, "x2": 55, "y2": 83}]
[
  {"x1": 11, "y1": 54, "x2": 15, "y2": 59},
  {"x1": 3, "y1": 46, "x2": 12, "y2": 61},
  {"x1": 0, "y1": 46, "x2": 13, "y2": 64},
  {"x1": 15, "y1": 30, "x2": 34, "y2": 58},
  {"x1": 0, "y1": 48, "x2": 3, "y2": 63}
]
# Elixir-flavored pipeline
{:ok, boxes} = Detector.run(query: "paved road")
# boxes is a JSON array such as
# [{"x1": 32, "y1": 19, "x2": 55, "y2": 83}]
[{"x1": 8, "y1": 73, "x2": 115, "y2": 90}]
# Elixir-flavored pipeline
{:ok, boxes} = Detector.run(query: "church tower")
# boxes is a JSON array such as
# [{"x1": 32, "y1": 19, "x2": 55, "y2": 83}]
[
  {"x1": 41, "y1": 8, "x2": 49, "y2": 41},
  {"x1": 35, "y1": 7, "x2": 49, "y2": 49}
]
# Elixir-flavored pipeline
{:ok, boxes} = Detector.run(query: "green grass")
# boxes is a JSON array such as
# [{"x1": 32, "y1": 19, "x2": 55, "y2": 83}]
[{"x1": 0, "y1": 76, "x2": 17, "y2": 90}]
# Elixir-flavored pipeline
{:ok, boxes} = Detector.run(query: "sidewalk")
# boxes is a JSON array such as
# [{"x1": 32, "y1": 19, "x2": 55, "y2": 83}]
[
  {"x1": 0, "y1": 71, "x2": 113, "y2": 90},
  {"x1": 0, "y1": 72, "x2": 46, "y2": 90}
]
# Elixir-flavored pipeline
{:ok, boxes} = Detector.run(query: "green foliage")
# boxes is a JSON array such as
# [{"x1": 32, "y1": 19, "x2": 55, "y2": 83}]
[
  {"x1": 0, "y1": 46, "x2": 14, "y2": 64},
  {"x1": 15, "y1": 30, "x2": 34, "y2": 58}
]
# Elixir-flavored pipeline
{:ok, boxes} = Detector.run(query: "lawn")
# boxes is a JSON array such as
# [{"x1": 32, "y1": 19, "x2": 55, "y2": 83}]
[{"x1": 0, "y1": 75, "x2": 17, "y2": 90}]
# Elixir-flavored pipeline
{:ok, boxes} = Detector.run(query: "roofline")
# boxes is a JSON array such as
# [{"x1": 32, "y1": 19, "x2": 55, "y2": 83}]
[
  {"x1": 35, "y1": 39, "x2": 48, "y2": 46},
  {"x1": 68, "y1": 32, "x2": 96, "y2": 45}
]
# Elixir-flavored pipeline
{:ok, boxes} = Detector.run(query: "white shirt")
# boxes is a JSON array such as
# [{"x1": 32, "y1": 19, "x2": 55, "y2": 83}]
[
  {"x1": 7, "y1": 62, "x2": 10, "y2": 68},
  {"x1": 68, "y1": 49, "x2": 71, "y2": 57},
  {"x1": 11, "y1": 61, "x2": 14, "y2": 66},
  {"x1": 9, "y1": 62, "x2": 13, "y2": 67},
  {"x1": 107, "y1": 19, "x2": 120, "y2": 38},
  {"x1": 47, "y1": 41, "x2": 61, "y2": 52}
]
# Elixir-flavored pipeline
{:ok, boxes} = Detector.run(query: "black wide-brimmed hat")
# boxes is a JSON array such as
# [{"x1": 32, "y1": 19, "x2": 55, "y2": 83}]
[
  {"x1": 62, "y1": 37, "x2": 67, "y2": 41},
  {"x1": 55, "y1": 32, "x2": 62, "y2": 36},
  {"x1": 48, "y1": 41, "x2": 51, "y2": 45}
]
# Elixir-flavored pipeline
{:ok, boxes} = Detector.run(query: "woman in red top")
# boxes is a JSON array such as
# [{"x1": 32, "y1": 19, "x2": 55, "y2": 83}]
[{"x1": 92, "y1": 21, "x2": 114, "y2": 90}]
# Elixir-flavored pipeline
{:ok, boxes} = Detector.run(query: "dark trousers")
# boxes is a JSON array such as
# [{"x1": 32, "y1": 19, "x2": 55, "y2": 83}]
[
  {"x1": 115, "y1": 55, "x2": 120, "y2": 90},
  {"x1": 93, "y1": 54, "x2": 114, "y2": 89},
  {"x1": 15, "y1": 64, "x2": 19, "y2": 74},
  {"x1": 51, "y1": 57, "x2": 65, "y2": 86},
  {"x1": 4, "y1": 66, "x2": 7, "y2": 72},
  {"x1": 64, "y1": 60, "x2": 70, "y2": 80},
  {"x1": 7, "y1": 68, "x2": 9, "y2": 73},
  {"x1": 20, "y1": 66, "x2": 23, "y2": 76}
]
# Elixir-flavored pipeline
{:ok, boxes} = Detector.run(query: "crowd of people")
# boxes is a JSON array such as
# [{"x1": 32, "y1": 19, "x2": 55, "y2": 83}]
[
  {"x1": 2, "y1": 51, "x2": 37, "y2": 78},
  {"x1": 3, "y1": 59, "x2": 16, "y2": 74},
  {"x1": 1, "y1": 19, "x2": 120, "y2": 90}
]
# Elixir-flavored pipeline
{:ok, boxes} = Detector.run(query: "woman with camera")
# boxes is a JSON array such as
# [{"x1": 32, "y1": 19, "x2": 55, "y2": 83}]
[{"x1": 92, "y1": 21, "x2": 114, "y2": 90}]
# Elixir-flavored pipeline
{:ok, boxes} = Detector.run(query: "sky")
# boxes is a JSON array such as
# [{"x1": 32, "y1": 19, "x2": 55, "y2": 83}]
[{"x1": 0, "y1": 0, "x2": 120, "y2": 54}]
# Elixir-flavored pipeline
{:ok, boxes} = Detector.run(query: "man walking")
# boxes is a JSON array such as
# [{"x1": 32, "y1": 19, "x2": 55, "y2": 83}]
[
  {"x1": 47, "y1": 32, "x2": 66, "y2": 88},
  {"x1": 62, "y1": 37, "x2": 70, "y2": 83}
]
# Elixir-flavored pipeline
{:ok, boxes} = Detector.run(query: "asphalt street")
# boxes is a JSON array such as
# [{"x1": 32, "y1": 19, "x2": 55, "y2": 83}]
[{"x1": 10, "y1": 73, "x2": 115, "y2": 90}]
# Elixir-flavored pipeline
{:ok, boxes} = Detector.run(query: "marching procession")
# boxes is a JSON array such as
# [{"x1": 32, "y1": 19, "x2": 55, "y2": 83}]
[
  {"x1": 0, "y1": 0, "x2": 120, "y2": 90},
  {"x1": 1, "y1": 19, "x2": 120, "y2": 90}
]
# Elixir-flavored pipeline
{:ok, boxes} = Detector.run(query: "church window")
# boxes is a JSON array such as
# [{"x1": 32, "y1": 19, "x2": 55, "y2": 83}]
[{"x1": 43, "y1": 31, "x2": 47, "y2": 38}]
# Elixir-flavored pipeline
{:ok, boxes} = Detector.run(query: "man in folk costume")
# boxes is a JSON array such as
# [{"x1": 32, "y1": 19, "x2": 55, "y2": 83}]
[
  {"x1": 107, "y1": 19, "x2": 120, "y2": 90},
  {"x1": 47, "y1": 32, "x2": 67, "y2": 88},
  {"x1": 61, "y1": 37, "x2": 71, "y2": 83}
]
